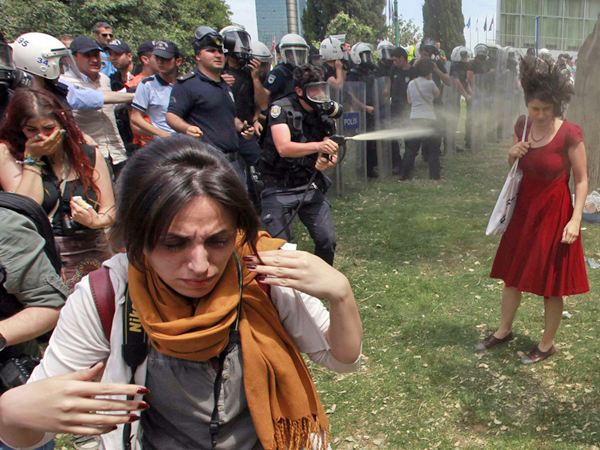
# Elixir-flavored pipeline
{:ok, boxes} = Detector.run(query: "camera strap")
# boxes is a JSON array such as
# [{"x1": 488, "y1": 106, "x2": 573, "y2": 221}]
[{"x1": 210, "y1": 252, "x2": 244, "y2": 449}]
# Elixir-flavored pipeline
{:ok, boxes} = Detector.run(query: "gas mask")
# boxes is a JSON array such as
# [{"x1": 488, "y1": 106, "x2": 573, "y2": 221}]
[
  {"x1": 0, "y1": 42, "x2": 22, "y2": 91},
  {"x1": 301, "y1": 81, "x2": 343, "y2": 118}
]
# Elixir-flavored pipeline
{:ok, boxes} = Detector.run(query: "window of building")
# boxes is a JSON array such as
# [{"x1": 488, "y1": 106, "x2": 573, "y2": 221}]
[
  {"x1": 523, "y1": 0, "x2": 543, "y2": 15},
  {"x1": 501, "y1": 0, "x2": 521, "y2": 13},
  {"x1": 565, "y1": 0, "x2": 585, "y2": 17},
  {"x1": 541, "y1": 17, "x2": 563, "y2": 48},
  {"x1": 586, "y1": 0, "x2": 600, "y2": 18},
  {"x1": 544, "y1": 0, "x2": 564, "y2": 16},
  {"x1": 501, "y1": 14, "x2": 521, "y2": 46}
]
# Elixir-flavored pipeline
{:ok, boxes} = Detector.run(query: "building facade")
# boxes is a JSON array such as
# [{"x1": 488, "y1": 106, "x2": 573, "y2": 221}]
[
  {"x1": 497, "y1": 0, "x2": 600, "y2": 55},
  {"x1": 255, "y1": 0, "x2": 306, "y2": 49}
]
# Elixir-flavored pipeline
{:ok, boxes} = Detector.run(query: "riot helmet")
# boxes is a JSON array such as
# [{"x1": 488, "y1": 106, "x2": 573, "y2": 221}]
[
  {"x1": 377, "y1": 40, "x2": 394, "y2": 61},
  {"x1": 250, "y1": 40, "x2": 272, "y2": 74},
  {"x1": 539, "y1": 48, "x2": 552, "y2": 62},
  {"x1": 279, "y1": 34, "x2": 309, "y2": 67},
  {"x1": 350, "y1": 42, "x2": 374, "y2": 65},
  {"x1": 320, "y1": 37, "x2": 344, "y2": 61},
  {"x1": 419, "y1": 38, "x2": 439, "y2": 56},
  {"x1": 473, "y1": 44, "x2": 488, "y2": 61},
  {"x1": 192, "y1": 26, "x2": 235, "y2": 54},
  {"x1": 486, "y1": 43, "x2": 501, "y2": 60},
  {"x1": 219, "y1": 25, "x2": 252, "y2": 63},
  {"x1": 451, "y1": 46, "x2": 471, "y2": 62},
  {"x1": 293, "y1": 64, "x2": 342, "y2": 117},
  {"x1": 10, "y1": 32, "x2": 82, "y2": 81}
]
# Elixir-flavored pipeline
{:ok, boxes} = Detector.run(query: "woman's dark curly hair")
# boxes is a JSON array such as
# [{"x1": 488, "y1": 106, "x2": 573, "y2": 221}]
[{"x1": 520, "y1": 58, "x2": 574, "y2": 117}]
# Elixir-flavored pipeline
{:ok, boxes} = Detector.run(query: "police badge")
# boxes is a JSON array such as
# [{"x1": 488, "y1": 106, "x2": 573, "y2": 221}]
[
  {"x1": 270, "y1": 105, "x2": 282, "y2": 118},
  {"x1": 268, "y1": 74, "x2": 276, "y2": 84}
]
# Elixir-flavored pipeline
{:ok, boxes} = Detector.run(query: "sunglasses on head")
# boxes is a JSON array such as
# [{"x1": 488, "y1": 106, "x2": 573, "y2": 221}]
[{"x1": 101, "y1": 33, "x2": 114, "y2": 38}]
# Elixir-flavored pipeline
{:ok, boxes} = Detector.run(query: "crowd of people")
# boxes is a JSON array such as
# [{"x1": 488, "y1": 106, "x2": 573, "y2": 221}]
[{"x1": 0, "y1": 18, "x2": 588, "y2": 450}]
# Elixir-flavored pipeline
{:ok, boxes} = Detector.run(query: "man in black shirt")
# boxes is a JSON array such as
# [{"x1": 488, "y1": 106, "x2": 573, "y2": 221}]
[
  {"x1": 166, "y1": 26, "x2": 254, "y2": 182},
  {"x1": 263, "y1": 34, "x2": 309, "y2": 103},
  {"x1": 319, "y1": 36, "x2": 345, "y2": 91},
  {"x1": 389, "y1": 47, "x2": 415, "y2": 174}
]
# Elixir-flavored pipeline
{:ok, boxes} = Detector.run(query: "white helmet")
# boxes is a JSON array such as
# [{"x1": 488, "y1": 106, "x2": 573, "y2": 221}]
[
  {"x1": 486, "y1": 43, "x2": 501, "y2": 59},
  {"x1": 10, "y1": 32, "x2": 81, "y2": 80},
  {"x1": 450, "y1": 46, "x2": 471, "y2": 62},
  {"x1": 377, "y1": 40, "x2": 394, "y2": 60},
  {"x1": 279, "y1": 34, "x2": 309, "y2": 67},
  {"x1": 251, "y1": 40, "x2": 272, "y2": 72},
  {"x1": 474, "y1": 43, "x2": 488, "y2": 57},
  {"x1": 320, "y1": 37, "x2": 343, "y2": 61},
  {"x1": 539, "y1": 48, "x2": 552, "y2": 61},
  {"x1": 350, "y1": 42, "x2": 374, "y2": 65},
  {"x1": 219, "y1": 25, "x2": 252, "y2": 59}
]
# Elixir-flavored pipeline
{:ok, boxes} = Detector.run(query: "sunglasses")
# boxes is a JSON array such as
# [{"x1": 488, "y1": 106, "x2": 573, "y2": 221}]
[{"x1": 101, "y1": 33, "x2": 114, "y2": 38}]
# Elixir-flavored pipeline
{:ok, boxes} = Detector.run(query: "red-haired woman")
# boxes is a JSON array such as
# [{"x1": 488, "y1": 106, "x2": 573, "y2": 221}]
[{"x1": 0, "y1": 88, "x2": 114, "y2": 291}]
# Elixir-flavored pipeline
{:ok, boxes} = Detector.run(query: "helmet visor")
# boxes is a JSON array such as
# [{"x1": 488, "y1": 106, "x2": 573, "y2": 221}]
[
  {"x1": 360, "y1": 51, "x2": 372, "y2": 64},
  {"x1": 232, "y1": 31, "x2": 251, "y2": 55},
  {"x1": 283, "y1": 48, "x2": 307, "y2": 66},
  {"x1": 0, "y1": 44, "x2": 15, "y2": 70},
  {"x1": 304, "y1": 81, "x2": 330, "y2": 103},
  {"x1": 381, "y1": 48, "x2": 392, "y2": 60},
  {"x1": 58, "y1": 53, "x2": 83, "y2": 79}
]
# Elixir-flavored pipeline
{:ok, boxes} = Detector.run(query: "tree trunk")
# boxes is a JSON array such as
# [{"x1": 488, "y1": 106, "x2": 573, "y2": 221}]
[{"x1": 567, "y1": 17, "x2": 600, "y2": 193}]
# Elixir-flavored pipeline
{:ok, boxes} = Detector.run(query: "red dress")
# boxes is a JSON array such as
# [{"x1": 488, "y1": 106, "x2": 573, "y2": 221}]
[{"x1": 490, "y1": 116, "x2": 589, "y2": 297}]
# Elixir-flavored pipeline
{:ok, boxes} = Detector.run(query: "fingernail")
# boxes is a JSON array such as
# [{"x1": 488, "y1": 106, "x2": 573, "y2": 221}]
[
  {"x1": 89, "y1": 361, "x2": 102, "y2": 369},
  {"x1": 128, "y1": 415, "x2": 141, "y2": 423},
  {"x1": 138, "y1": 401, "x2": 150, "y2": 410},
  {"x1": 36, "y1": 134, "x2": 41, "y2": 139},
  {"x1": 62, "y1": 130, "x2": 66, "y2": 135},
  {"x1": 111, "y1": 425, "x2": 118, "y2": 431},
  {"x1": 137, "y1": 387, "x2": 150, "y2": 395},
  {"x1": 246, "y1": 264, "x2": 256, "y2": 269},
  {"x1": 242, "y1": 256, "x2": 254, "y2": 262},
  {"x1": 257, "y1": 275, "x2": 266, "y2": 281}
]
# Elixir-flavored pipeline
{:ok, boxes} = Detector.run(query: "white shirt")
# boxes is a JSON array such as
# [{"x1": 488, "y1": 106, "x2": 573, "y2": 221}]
[
  {"x1": 12, "y1": 253, "x2": 359, "y2": 450},
  {"x1": 60, "y1": 71, "x2": 127, "y2": 165}
]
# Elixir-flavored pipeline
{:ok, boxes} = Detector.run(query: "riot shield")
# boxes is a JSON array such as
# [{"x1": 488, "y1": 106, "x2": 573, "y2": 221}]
[
  {"x1": 471, "y1": 73, "x2": 486, "y2": 151},
  {"x1": 373, "y1": 76, "x2": 392, "y2": 179},
  {"x1": 332, "y1": 81, "x2": 367, "y2": 196}
]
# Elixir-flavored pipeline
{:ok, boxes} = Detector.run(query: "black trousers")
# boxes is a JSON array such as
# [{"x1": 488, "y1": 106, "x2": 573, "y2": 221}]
[{"x1": 401, "y1": 119, "x2": 441, "y2": 180}]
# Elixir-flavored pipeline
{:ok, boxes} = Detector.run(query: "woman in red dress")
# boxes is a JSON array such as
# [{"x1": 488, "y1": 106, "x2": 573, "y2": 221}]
[{"x1": 477, "y1": 59, "x2": 589, "y2": 364}]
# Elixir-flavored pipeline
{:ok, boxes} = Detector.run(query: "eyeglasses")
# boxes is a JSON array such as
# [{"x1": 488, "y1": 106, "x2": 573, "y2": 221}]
[{"x1": 101, "y1": 33, "x2": 114, "y2": 38}]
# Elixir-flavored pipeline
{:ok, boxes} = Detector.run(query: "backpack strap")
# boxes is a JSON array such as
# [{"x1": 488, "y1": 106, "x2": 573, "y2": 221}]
[{"x1": 89, "y1": 267, "x2": 116, "y2": 339}]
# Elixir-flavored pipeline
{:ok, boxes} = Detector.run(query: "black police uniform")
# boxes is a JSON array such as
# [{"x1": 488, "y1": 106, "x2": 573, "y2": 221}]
[
  {"x1": 450, "y1": 61, "x2": 471, "y2": 148},
  {"x1": 258, "y1": 97, "x2": 337, "y2": 265},
  {"x1": 263, "y1": 63, "x2": 295, "y2": 102},
  {"x1": 346, "y1": 66, "x2": 378, "y2": 177},
  {"x1": 389, "y1": 64, "x2": 416, "y2": 173},
  {"x1": 168, "y1": 68, "x2": 244, "y2": 180},
  {"x1": 322, "y1": 63, "x2": 336, "y2": 82},
  {"x1": 223, "y1": 63, "x2": 262, "y2": 205}
]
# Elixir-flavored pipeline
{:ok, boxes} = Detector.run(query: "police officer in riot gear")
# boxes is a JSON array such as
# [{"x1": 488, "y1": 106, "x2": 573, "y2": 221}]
[
  {"x1": 319, "y1": 36, "x2": 345, "y2": 90},
  {"x1": 259, "y1": 64, "x2": 340, "y2": 265},
  {"x1": 376, "y1": 40, "x2": 395, "y2": 77},
  {"x1": 347, "y1": 42, "x2": 378, "y2": 178},
  {"x1": 450, "y1": 46, "x2": 472, "y2": 150},
  {"x1": 263, "y1": 34, "x2": 309, "y2": 102},
  {"x1": 250, "y1": 40, "x2": 273, "y2": 84}
]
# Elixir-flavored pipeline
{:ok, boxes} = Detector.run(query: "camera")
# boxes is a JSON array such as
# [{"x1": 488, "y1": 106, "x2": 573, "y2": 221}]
[{"x1": 61, "y1": 215, "x2": 75, "y2": 236}]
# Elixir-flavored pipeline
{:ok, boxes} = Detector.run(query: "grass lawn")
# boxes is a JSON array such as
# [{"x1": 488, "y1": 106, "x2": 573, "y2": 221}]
[
  {"x1": 56, "y1": 133, "x2": 600, "y2": 449},
  {"x1": 297, "y1": 135, "x2": 600, "y2": 449}
]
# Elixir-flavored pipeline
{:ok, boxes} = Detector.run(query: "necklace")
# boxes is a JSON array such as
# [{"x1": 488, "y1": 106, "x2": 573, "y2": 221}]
[{"x1": 530, "y1": 120, "x2": 554, "y2": 142}]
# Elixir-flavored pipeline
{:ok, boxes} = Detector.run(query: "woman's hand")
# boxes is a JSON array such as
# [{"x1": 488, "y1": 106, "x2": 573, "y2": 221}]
[
  {"x1": 245, "y1": 250, "x2": 352, "y2": 303},
  {"x1": 70, "y1": 199, "x2": 100, "y2": 228},
  {"x1": 509, "y1": 140, "x2": 531, "y2": 159},
  {"x1": 24, "y1": 129, "x2": 65, "y2": 159},
  {"x1": 561, "y1": 219, "x2": 580, "y2": 244},
  {"x1": 0, "y1": 363, "x2": 148, "y2": 446}
]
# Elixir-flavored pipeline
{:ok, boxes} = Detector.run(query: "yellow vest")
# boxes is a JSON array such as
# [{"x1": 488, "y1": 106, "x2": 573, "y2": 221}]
[{"x1": 407, "y1": 45, "x2": 416, "y2": 62}]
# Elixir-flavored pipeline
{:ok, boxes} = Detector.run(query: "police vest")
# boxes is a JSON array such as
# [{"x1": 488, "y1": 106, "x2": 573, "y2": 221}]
[
  {"x1": 259, "y1": 98, "x2": 334, "y2": 188},
  {"x1": 407, "y1": 45, "x2": 416, "y2": 62}
]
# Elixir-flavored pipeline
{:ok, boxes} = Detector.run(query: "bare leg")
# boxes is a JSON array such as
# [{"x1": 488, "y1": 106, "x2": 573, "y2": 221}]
[
  {"x1": 538, "y1": 296, "x2": 563, "y2": 352},
  {"x1": 494, "y1": 285, "x2": 522, "y2": 338}
]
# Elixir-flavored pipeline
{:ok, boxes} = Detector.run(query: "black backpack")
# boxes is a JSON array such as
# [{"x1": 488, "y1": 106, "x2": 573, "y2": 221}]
[{"x1": 0, "y1": 192, "x2": 62, "y2": 318}]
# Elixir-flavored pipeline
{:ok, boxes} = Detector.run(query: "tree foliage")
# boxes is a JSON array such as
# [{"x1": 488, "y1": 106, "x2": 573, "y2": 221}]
[
  {"x1": 422, "y1": 0, "x2": 465, "y2": 56},
  {"x1": 303, "y1": 0, "x2": 388, "y2": 44},
  {"x1": 0, "y1": 0, "x2": 232, "y2": 68},
  {"x1": 385, "y1": 17, "x2": 422, "y2": 47},
  {"x1": 325, "y1": 12, "x2": 376, "y2": 45}
]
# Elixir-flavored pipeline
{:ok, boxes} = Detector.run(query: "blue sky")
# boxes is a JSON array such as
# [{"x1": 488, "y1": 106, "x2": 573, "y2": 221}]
[{"x1": 227, "y1": 0, "x2": 498, "y2": 49}]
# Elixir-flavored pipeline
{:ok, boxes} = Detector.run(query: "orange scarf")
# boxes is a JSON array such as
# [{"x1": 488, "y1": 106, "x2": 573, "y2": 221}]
[{"x1": 128, "y1": 232, "x2": 329, "y2": 450}]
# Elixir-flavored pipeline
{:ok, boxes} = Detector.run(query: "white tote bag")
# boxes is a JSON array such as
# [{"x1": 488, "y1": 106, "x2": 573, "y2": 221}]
[{"x1": 486, "y1": 116, "x2": 528, "y2": 236}]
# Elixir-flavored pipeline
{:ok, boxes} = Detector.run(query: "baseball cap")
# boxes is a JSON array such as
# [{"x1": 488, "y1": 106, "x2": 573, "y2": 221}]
[
  {"x1": 106, "y1": 39, "x2": 131, "y2": 54},
  {"x1": 70, "y1": 36, "x2": 100, "y2": 54},
  {"x1": 153, "y1": 40, "x2": 180, "y2": 59},
  {"x1": 137, "y1": 40, "x2": 156, "y2": 55}
]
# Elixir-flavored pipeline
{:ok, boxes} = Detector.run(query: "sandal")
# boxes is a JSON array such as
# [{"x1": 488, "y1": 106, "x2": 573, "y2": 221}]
[
  {"x1": 521, "y1": 345, "x2": 557, "y2": 365},
  {"x1": 475, "y1": 332, "x2": 513, "y2": 351}
]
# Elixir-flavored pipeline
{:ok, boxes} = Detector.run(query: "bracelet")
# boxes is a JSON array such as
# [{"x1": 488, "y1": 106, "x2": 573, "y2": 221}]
[
  {"x1": 16, "y1": 156, "x2": 45, "y2": 167},
  {"x1": 22, "y1": 166, "x2": 42, "y2": 176}
]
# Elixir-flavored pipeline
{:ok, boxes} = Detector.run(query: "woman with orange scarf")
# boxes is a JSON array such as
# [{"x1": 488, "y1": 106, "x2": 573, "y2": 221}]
[{"x1": 0, "y1": 135, "x2": 362, "y2": 450}]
